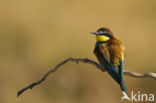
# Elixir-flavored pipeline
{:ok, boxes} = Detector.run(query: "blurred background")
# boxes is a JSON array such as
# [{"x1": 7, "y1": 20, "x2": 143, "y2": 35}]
[{"x1": 0, "y1": 0, "x2": 156, "y2": 103}]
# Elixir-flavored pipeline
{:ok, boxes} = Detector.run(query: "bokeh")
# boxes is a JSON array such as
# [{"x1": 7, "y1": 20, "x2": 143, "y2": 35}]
[{"x1": 0, "y1": 0, "x2": 156, "y2": 103}]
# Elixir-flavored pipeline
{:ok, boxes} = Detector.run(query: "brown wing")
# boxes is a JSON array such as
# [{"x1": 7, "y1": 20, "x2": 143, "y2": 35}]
[
  {"x1": 94, "y1": 44, "x2": 110, "y2": 68},
  {"x1": 94, "y1": 39, "x2": 125, "y2": 68},
  {"x1": 94, "y1": 39, "x2": 125, "y2": 84},
  {"x1": 99, "y1": 43, "x2": 110, "y2": 63},
  {"x1": 108, "y1": 39, "x2": 125, "y2": 67}
]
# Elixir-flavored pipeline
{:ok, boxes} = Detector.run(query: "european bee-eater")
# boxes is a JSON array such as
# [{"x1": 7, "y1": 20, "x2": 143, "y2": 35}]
[{"x1": 91, "y1": 27, "x2": 128, "y2": 96}]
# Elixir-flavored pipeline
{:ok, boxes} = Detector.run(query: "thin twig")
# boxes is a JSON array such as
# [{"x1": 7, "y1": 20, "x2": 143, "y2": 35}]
[
  {"x1": 17, "y1": 57, "x2": 156, "y2": 97},
  {"x1": 123, "y1": 70, "x2": 156, "y2": 80}
]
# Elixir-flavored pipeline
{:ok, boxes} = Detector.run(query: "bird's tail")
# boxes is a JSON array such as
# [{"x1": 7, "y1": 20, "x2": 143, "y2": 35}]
[
  {"x1": 106, "y1": 68, "x2": 128, "y2": 95},
  {"x1": 120, "y1": 79, "x2": 128, "y2": 95},
  {"x1": 121, "y1": 80, "x2": 130, "y2": 101}
]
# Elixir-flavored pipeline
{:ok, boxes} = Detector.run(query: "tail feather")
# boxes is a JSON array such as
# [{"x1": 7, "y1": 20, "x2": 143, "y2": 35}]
[
  {"x1": 105, "y1": 66, "x2": 128, "y2": 95},
  {"x1": 120, "y1": 79, "x2": 128, "y2": 95},
  {"x1": 106, "y1": 67, "x2": 120, "y2": 83}
]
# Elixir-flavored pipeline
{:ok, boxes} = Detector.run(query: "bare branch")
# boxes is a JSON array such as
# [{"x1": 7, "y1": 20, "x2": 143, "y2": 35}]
[
  {"x1": 123, "y1": 70, "x2": 156, "y2": 80},
  {"x1": 17, "y1": 58, "x2": 156, "y2": 97}
]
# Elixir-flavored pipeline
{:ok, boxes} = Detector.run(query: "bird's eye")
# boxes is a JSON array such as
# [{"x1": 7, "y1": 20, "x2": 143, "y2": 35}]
[
  {"x1": 99, "y1": 31, "x2": 107, "y2": 34},
  {"x1": 99, "y1": 31, "x2": 104, "y2": 34}
]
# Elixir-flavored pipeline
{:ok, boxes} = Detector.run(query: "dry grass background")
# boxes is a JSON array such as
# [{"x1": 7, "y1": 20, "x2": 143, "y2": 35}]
[{"x1": 0, "y1": 0, "x2": 156, "y2": 103}]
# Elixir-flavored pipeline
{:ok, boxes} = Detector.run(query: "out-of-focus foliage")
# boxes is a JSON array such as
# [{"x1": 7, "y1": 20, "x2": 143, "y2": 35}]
[{"x1": 0, "y1": 0, "x2": 156, "y2": 103}]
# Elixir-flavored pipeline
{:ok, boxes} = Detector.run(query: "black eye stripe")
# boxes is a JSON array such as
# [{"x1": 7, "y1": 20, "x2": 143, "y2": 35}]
[{"x1": 97, "y1": 30, "x2": 112, "y2": 38}]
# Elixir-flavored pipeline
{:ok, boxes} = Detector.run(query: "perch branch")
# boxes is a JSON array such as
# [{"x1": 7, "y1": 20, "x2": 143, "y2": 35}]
[
  {"x1": 123, "y1": 70, "x2": 156, "y2": 79},
  {"x1": 17, "y1": 57, "x2": 156, "y2": 97}
]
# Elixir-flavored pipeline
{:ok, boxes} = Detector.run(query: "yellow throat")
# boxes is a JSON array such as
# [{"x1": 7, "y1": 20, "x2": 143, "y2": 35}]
[{"x1": 96, "y1": 35, "x2": 110, "y2": 42}]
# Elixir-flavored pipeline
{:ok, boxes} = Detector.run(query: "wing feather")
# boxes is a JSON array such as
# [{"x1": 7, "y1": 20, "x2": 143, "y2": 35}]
[
  {"x1": 109, "y1": 39, "x2": 125, "y2": 81},
  {"x1": 94, "y1": 39, "x2": 125, "y2": 82}
]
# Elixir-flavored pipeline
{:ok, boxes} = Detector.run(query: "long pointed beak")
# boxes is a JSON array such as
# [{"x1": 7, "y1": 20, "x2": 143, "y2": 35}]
[{"x1": 91, "y1": 32, "x2": 99, "y2": 35}]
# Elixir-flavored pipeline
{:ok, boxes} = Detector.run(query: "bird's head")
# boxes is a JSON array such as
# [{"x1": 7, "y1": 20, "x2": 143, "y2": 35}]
[{"x1": 91, "y1": 27, "x2": 114, "y2": 42}]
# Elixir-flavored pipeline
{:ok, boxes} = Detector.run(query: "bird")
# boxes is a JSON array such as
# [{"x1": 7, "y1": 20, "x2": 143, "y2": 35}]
[{"x1": 91, "y1": 27, "x2": 128, "y2": 97}]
